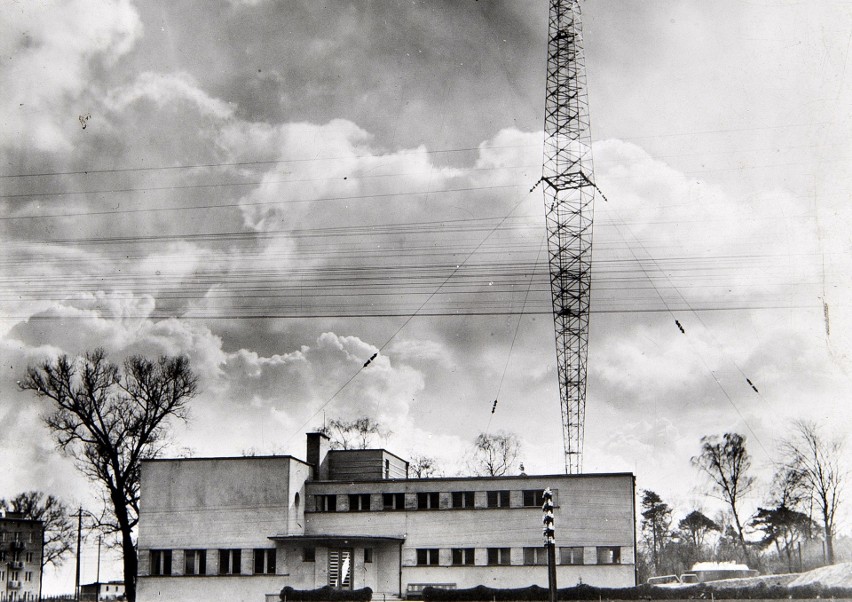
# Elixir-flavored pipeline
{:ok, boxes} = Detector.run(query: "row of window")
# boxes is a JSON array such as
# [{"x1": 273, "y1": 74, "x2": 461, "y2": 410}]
[
  {"x1": 317, "y1": 489, "x2": 549, "y2": 513},
  {"x1": 0, "y1": 593, "x2": 37, "y2": 602},
  {"x1": 0, "y1": 551, "x2": 35, "y2": 562},
  {"x1": 0, "y1": 570, "x2": 35, "y2": 581},
  {"x1": 414, "y1": 546, "x2": 621, "y2": 567},
  {"x1": 0, "y1": 533, "x2": 36, "y2": 543},
  {"x1": 149, "y1": 548, "x2": 277, "y2": 576}
]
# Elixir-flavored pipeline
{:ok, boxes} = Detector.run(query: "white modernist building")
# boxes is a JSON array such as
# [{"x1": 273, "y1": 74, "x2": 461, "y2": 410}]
[{"x1": 137, "y1": 433, "x2": 636, "y2": 602}]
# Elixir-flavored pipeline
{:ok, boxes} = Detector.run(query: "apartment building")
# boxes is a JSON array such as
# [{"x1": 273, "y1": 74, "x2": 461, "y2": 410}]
[
  {"x1": 137, "y1": 433, "x2": 636, "y2": 602},
  {"x1": 0, "y1": 514, "x2": 44, "y2": 602}
]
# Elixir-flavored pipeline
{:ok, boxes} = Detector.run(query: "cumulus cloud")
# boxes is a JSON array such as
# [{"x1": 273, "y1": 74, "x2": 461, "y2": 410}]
[{"x1": 0, "y1": 0, "x2": 142, "y2": 152}]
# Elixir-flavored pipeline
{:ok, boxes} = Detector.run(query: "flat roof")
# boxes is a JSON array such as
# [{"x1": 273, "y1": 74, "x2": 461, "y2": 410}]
[
  {"x1": 142, "y1": 454, "x2": 310, "y2": 467},
  {"x1": 310, "y1": 471, "x2": 635, "y2": 485}
]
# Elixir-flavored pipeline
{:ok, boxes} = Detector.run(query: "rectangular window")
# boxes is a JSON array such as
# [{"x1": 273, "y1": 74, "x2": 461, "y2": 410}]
[
  {"x1": 348, "y1": 493, "x2": 371, "y2": 511},
  {"x1": 150, "y1": 550, "x2": 172, "y2": 576},
  {"x1": 523, "y1": 547, "x2": 547, "y2": 566},
  {"x1": 451, "y1": 548, "x2": 474, "y2": 566},
  {"x1": 382, "y1": 493, "x2": 405, "y2": 510},
  {"x1": 24, "y1": 572, "x2": 32, "y2": 582},
  {"x1": 560, "y1": 547, "x2": 584, "y2": 565},
  {"x1": 486, "y1": 490, "x2": 510, "y2": 508},
  {"x1": 303, "y1": 548, "x2": 316, "y2": 562},
  {"x1": 25, "y1": 553, "x2": 33, "y2": 563},
  {"x1": 315, "y1": 495, "x2": 337, "y2": 512},
  {"x1": 184, "y1": 550, "x2": 206, "y2": 575},
  {"x1": 416, "y1": 549, "x2": 439, "y2": 566},
  {"x1": 451, "y1": 491, "x2": 475, "y2": 508},
  {"x1": 487, "y1": 547, "x2": 510, "y2": 566},
  {"x1": 596, "y1": 547, "x2": 620, "y2": 564},
  {"x1": 364, "y1": 548, "x2": 373, "y2": 563},
  {"x1": 417, "y1": 492, "x2": 439, "y2": 510},
  {"x1": 254, "y1": 548, "x2": 276, "y2": 574},
  {"x1": 522, "y1": 490, "x2": 545, "y2": 507},
  {"x1": 218, "y1": 549, "x2": 242, "y2": 575}
]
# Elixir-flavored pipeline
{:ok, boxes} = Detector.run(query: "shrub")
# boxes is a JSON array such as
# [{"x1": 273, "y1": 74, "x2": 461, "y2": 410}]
[
  {"x1": 279, "y1": 586, "x2": 373, "y2": 601},
  {"x1": 421, "y1": 581, "x2": 852, "y2": 601}
]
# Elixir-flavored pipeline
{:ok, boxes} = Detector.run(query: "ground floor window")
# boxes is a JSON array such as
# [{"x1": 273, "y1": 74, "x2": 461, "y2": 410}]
[
  {"x1": 303, "y1": 547, "x2": 316, "y2": 562},
  {"x1": 487, "y1": 547, "x2": 510, "y2": 566},
  {"x1": 218, "y1": 549, "x2": 241, "y2": 574},
  {"x1": 150, "y1": 549, "x2": 172, "y2": 576},
  {"x1": 254, "y1": 548, "x2": 276, "y2": 574},
  {"x1": 364, "y1": 548, "x2": 374, "y2": 563},
  {"x1": 560, "y1": 547, "x2": 584, "y2": 565},
  {"x1": 416, "y1": 548, "x2": 439, "y2": 566},
  {"x1": 523, "y1": 547, "x2": 547, "y2": 565},
  {"x1": 451, "y1": 548, "x2": 474, "y2": 566},
  {"x1": 596, "y1": 546, "x2": 620, "y2": 564}
]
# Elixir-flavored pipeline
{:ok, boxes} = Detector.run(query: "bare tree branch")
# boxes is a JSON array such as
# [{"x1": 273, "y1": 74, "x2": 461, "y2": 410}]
[{"x1": 18, "y1": 348, "x2": 198, "y2": 602}]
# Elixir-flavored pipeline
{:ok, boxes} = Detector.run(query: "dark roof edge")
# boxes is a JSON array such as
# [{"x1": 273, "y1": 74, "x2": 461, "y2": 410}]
[
  {"x1": 142, "y1": 454, "x2": 310, "y2": 467},
  {"x1": 310, "y1": 471, "x2": 635, "y2": 484}
]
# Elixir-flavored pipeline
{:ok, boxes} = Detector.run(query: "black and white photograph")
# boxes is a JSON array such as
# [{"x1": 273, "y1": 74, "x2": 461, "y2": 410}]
[{"x1": 1, "y1": 2, "x2": 850, "y2": 601}]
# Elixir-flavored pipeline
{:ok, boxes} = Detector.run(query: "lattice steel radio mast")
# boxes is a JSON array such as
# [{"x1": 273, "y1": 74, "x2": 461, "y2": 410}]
[{"x1": 541, "y1": 0, "x2": 597, "y2": 474}]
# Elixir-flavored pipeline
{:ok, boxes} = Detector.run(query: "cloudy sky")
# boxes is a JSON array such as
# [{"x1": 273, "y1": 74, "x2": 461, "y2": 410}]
[{"x1": 2, "y1": 0, "x2": 851, "y2": 592}]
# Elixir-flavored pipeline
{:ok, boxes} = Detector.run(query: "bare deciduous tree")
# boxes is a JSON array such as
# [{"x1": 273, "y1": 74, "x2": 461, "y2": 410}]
[
  {"x1": 316, "y1": 416, "x2": 391, "y2": 449},
  {"x1": 408, "y1": 454, "x2": 440, "y2": 478},
  {"x1": 0, "y1": 491, "x2": 74, "y2": 567},
  {"x1": 691, "y1": 432, "x2": 755, "y2": 560},
  {"x1": 778, "y1": 420, "x2": 845, "y2": 564},
  {"x1": 468, "y1": 431, "x2": 521, "y2": 477},
  {"x1": 19, "y1": 349, "x2": 198, "y2": 602}
]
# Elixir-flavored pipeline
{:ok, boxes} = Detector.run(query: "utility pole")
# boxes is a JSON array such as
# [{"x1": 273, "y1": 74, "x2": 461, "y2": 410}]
[
  {"x1": 542, "y1": 488, "x2": 557, "y2": 602},
  {"x1": 97, "y1": 536, "x2": 102, "y2": 584},
  {"x1": 75, "y1": 507, "x2": 82, "y2": 602}
]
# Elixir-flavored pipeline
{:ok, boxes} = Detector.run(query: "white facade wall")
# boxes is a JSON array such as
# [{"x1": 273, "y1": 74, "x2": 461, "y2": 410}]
[
  {"x1": 137, "y1": 450, "x2": 636, "y2": 602},
  {"x1": 137, "y1": 456, "x2": 311, "y2": 602},
  {"x1": 306, "y1": 474, "x2": 635, "y2": 591}
]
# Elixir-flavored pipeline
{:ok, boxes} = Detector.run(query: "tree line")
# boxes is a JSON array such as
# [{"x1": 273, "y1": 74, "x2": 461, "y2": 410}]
[
  {"x1": 6, "y1": 349, "x2": 846, "y2": 600},
  {"x1": 639, "y1": 426, "x2": 845, "y2": 582}
]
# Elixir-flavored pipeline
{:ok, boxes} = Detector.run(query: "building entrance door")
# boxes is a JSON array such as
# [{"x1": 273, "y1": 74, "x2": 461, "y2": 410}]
[{"x1": 328, "y1": 548, "x2": 353, "y2": 589}]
